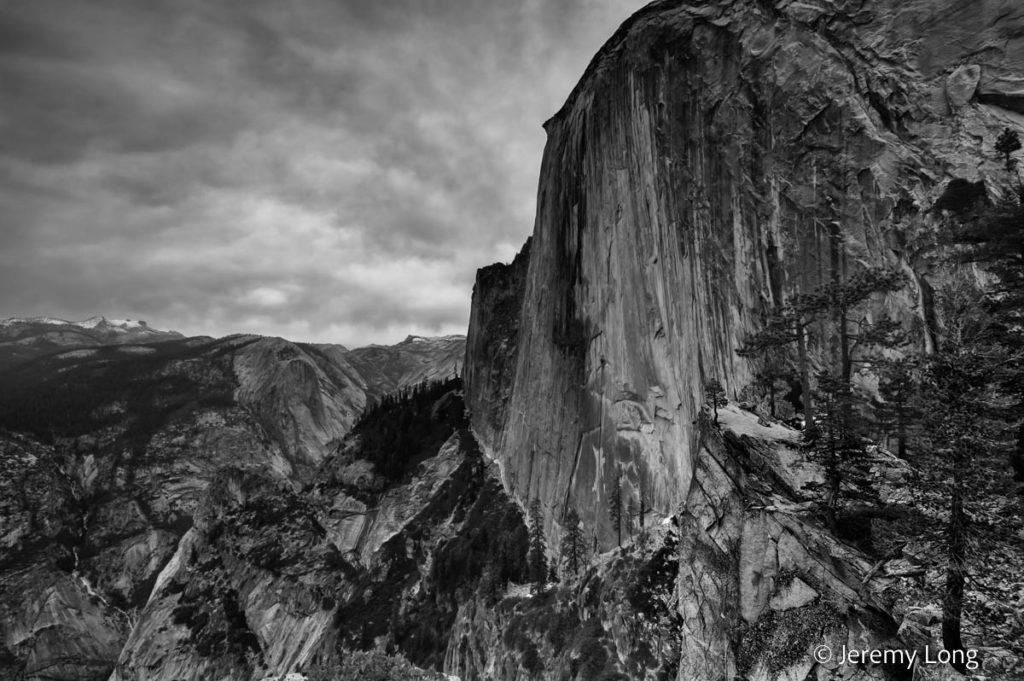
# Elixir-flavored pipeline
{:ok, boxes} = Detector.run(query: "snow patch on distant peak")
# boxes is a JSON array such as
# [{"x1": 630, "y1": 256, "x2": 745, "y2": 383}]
[
  {"x1": 400, "y1": 333, "x2": 465, "y2": 345},
  {"x1": 107, "y1": 318, "x2": 147, "y2": 329},
  {"x1": 0, "y1": 315, "x2": 149, "y2": 330},
  {"x1": 81, "y1": 316, "x2": 147, "y2": 329},
  {"x1": 0, "y1": 316, "x2": 70, "y2": 327}
]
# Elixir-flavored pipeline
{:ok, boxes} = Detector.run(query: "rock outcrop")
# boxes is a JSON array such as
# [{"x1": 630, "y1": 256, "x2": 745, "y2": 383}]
[
  {"x1": 463, "y1": 239, "x2": 531, "y2": 451},
  {"x1": 444, "y1": 407, "x2": 927, "y2": 681}
]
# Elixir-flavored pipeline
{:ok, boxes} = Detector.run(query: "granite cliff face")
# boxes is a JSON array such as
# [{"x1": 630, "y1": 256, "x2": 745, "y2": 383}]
[
  {"x1": 460, "y1": 0, "x2": 1024, "y2": 678},
  {"x1": 467, "y1": 0, "x2": 1024, "y2": 545}
]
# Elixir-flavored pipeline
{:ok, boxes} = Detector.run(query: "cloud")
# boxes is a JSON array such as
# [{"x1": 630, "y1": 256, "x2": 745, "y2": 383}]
[{"x1": 0, "y1": 0, "x2": 647, "y2": 347}]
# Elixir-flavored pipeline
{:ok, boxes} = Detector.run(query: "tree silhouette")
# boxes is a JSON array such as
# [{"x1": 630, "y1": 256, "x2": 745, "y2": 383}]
[
  {"x1": 560, "y1": 507, "x2": 587, "y2": 577},
  {"x1": 527, "y1": 498, "x2": 548, "y2": 593},
  {"x1": 608, "y1": 468, "x2": 623, "y2": 548},
  {"x1": 875, "y1": 356, "x2": 919, "y2": 459},
  {"x1": 808, "y1": 371, "x2": 870, "y2": 529},
  {"x1": 703, "y1": 379, "x2": 726, "y2": 425},
  {"x1": 915, "y1": 281, "x2": 1018, "y2": 673},
  {"x1": 995, "y1": 127, "x2": 1022, "y2": 173},
  {"x1": 739, "y1": 267, "x2": 904, "y2": 430}
]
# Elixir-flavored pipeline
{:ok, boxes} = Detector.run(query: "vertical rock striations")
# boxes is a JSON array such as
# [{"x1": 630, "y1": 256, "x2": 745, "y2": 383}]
[
  {"x1": 461, "y1": 0, "x2": 1024, "y2": 678},
  {"x1": 467, "y1": 0, "x2": 1024, "y2": 546}
]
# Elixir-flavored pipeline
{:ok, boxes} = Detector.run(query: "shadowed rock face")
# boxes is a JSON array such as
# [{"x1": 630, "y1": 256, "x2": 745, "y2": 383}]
[
  {"x1": 467, "y1": 0, "x2": 1024, "y2": 547},
  {"x1": 463, "y1": 239, "x2": 532, "y2": 451}
]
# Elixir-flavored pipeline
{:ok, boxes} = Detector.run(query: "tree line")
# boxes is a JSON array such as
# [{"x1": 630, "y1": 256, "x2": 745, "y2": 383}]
[{"x1": 349, "y1": 374, "x2": 466, "y2": 481}]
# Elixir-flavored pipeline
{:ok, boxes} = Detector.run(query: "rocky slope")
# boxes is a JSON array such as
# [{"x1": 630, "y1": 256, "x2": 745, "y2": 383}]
[
  {"x1": 109, "y1": 392, "x2": 528, "y2": 681},
  {"x1": 445, "y1": 406, "x2": 917, "y2": 681},
  {"x1": 0, "y1": 331, "x2": 464, "y2": 681}
]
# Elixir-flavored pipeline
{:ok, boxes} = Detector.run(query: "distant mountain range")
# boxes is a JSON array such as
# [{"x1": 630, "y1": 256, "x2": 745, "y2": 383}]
[
  {"x1": 0, "y1": 316, "x2": 466, "y2": 380},
  {"x1": 0, "y1": 316, "x2": 186, "y2": 370},
  {"x1": 0, "y1": 314, "x2": 466, "y2": 474}
]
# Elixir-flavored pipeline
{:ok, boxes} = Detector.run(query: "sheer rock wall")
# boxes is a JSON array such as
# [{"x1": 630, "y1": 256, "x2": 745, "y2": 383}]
[{"x1": 467, "y1": 0, "x2": 1024, "y2": 547}]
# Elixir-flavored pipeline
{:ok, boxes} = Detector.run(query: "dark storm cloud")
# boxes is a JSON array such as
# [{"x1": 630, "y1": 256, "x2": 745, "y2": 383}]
[{"x1": 0, "y1": 0, "x2": 647, "y2": 346}]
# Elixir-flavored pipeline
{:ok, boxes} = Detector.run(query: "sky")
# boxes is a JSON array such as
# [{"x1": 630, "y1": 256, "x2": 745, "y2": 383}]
[{"x1": 0, "y1": 0, "x2": 646, "y2": 347}]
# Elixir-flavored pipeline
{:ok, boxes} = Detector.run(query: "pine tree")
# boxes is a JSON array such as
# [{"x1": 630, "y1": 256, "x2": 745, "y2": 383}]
[
  {"x1": 608, "y1": 468, "x2": 623, "y2": 548},
  {"x1": 915, "y1": 281, "x2": 1018, "y2": 673},
  {"x1": 738, "y1": 290, "x2": 822, "y2": 428},
  {"x1": 817, "y1": 268, "x2": 907, "y2": 382},
  {"x1": 738, "y1": 267, "x2": 905, "y2": 429},
  {"x1": 753, "y1": 350, "x2": 788, "y2": 418},
  {"x1": 808, "y1": 371, "x2": 870, "y2": 528},
  {"x1": 954, "y1": 150, "x2": 1024, "y2": 481},
  {"x1": 995, "y1": 127, "x2": 1022, "y2": 173},
  {"x1": 560, "y1": 507, "x2": 587, "y2": 577},
  {"x1": 637, "y1": 464, "x2": 648, "y2": 532},
  {"x1": 703, "y1": 379, "x2": 725, "y2": 425},
  {"x1": 875, "y1": 356, "x2": 919, "y2": 459},
  {"x1": 626, "y1": 500, "x2": 636, "y2": 539},
  {"x1": 527, "y1": 498, "x2": 548, "y2": 593},
  {"x1": 956, "y1": 183, "x2": 1024, "y2": 323}
]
